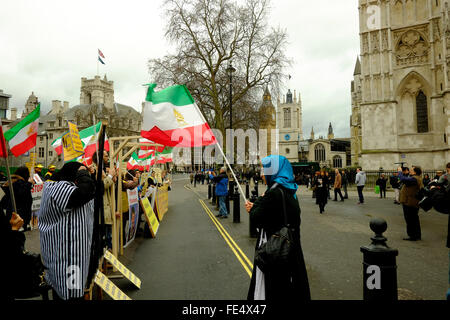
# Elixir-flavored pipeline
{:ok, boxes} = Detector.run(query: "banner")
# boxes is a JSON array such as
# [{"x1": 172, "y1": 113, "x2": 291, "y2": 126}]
[
  {"x1": 140, "y1": 197, "x2": 159, "y2": 238},
  {"x1": 124, "y1": 188, "x2": 139, "y2": 248},
  {"x1": 62, "y1": 122, "x2": 85, "y2": 162},
  {"x1": 31, "y1": 183, "x2": 44, "y2": 212}
]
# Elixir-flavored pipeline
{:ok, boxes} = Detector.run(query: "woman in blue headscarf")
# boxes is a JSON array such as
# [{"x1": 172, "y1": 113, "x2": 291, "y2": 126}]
[{"x1": 245, "y1": 155, "x2": 310, "y2": 301}]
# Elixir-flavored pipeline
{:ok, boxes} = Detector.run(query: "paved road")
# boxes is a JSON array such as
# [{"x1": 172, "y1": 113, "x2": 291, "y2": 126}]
[{"x1": 24, "y1": 174, "x2": 449, "y2": 300}]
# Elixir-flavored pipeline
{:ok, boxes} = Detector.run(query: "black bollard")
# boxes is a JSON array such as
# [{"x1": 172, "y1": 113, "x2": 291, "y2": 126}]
[
  {"x1": 255, "y1": 181, "x2": 259, "y2": 197},
  {"x1": 360, "y1": 218, "x2": 398, "y2": 301},
  {"x1": 226, "y1": 194, "x2": 230, "y2": 213},
  {"x1": 233, "y1": 186, "x2": 240, "y2": 223},
  {"x1": 211, "y1": 184, "x2": 216, "y2": 205},
  {"x1": 245, "y1": 181, "x2": 250, "y2": 199},
  {"x1": 208, "y1": 183, "x2": 212, "y2": 199},
  {"x1": 249, "y1": 188, "x2": 258, "y2": 237}
]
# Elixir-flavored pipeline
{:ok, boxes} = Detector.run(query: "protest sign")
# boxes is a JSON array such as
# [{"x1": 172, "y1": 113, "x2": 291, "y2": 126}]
[
  {"x1": 124, "y1": 188, "x2": 139, "y2": 248},
  {"x1": 94, "y1": 270, "x2": 131, "y2": 300},
  {"x1": 31, "y1": 183, "x2": 44, "y2": 212},
  {"x1": 103, "y1": 250, "x2": 141, "y2": 288},
  {"x1": 140, "y1": 197, "x2": 159, "y2": 237}
]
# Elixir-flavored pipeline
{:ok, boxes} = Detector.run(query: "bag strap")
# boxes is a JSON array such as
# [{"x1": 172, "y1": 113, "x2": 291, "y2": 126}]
[{"x1": 270, "y1": 183, "x2": 289, "y2": 227}]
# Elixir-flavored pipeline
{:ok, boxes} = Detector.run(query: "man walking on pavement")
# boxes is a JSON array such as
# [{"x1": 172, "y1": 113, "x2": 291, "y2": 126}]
[
  {"x1": 341, "y1": 170, "x2": 348, "y2": 199},
  {"x1": 333, "y1": 169, "x2": 344, "y2": 202},
  {"x1": 355, "y1": 167, "x2": 366, "y2": 204},
  {"x1": 212, "y1": 167, "x2": 229, "y2": 219}
]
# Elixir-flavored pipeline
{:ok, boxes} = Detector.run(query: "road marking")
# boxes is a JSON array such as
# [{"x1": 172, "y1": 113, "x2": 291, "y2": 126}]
[
  {"x1": 199, "y1": 200, "x2": 253, "y2": 278},
  {"x1": 200, "y1": 199, "x2": 254, "y2": 269}
]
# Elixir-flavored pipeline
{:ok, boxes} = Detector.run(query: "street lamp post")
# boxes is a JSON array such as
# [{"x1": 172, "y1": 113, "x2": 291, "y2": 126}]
[{"x1": 226, "y1": 61, "x2": 236, "y2": 194}]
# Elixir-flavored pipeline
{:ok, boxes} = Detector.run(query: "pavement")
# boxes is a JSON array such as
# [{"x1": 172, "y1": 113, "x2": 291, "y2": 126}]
[{"x1": 23, "y1": 174, "x2": 449, "y2": 300}]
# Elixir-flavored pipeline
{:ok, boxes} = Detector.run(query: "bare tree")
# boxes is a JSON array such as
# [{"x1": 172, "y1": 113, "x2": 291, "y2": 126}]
[{"x1": 148, "y1": 0, "x2": 290, "y2": 136}]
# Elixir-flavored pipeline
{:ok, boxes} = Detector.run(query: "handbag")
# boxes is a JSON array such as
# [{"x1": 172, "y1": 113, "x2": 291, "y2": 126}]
[
  {"x1": 254, "y1": 184, "x2": 295, "y2": 273},
  {"x1": 374, "y1": 185, "x2": 380, "y2": 194}
]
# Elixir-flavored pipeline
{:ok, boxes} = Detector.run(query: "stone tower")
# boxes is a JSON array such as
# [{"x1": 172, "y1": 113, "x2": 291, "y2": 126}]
[
  {"x1": 351, "y1": 0, "x2": 450, "y2": 170},
  {"x1": 276, "y1": 89, "x2": 303, "y2": 162},
  {"x1": 327, "y1": 122, "x2": 334, "y2": 140},
  {"x1": 80, "y1": 75, "x2": 115, "y2": 110},
  {"x1": 351, "y1": 56, "x2": 363, "y2": 166},
  {"x1": 259, "y1": 86, "x2": 277, "y2": 155},
  {"x1": 23, "y1": 92, "x2": 39, "y2": 117},
  {"x1": 310, "y1": 127, "x2": 315, "y2": 140}
]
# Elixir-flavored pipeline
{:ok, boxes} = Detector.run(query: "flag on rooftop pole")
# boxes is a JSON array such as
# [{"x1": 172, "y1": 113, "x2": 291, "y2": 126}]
[
  {"x1": 4, "y1": 104, "x2": 40, "y2": 157},
  {"x1": 141, "y1": 84, "x2": 216, "y2": 147}
]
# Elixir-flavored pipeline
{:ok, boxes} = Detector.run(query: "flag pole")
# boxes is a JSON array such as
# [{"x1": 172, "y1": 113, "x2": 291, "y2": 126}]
[
  {"x1": 0, "y1": 123, "x2": 18, "y2": 214},
  {"x1": 194, "y1": 103, "x2": 246, "y2": 201}
]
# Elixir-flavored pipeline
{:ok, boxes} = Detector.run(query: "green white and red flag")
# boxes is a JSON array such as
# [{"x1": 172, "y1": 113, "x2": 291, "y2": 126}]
[
  {"x1": 4, "y1": 104, "x2": 40, "y2": 157},
  {"x1": 141, "y1": 84, "x2": 216, "y2": 147},
  {"x1": 51, "y1": 121, "x2": 109, "y2": 158},
  {"x1": 156, "y1": 146, "x2": 173, "y2": 164},
  {"x1": 139, "y1": 137, "x2": 165, "y2": 152}
]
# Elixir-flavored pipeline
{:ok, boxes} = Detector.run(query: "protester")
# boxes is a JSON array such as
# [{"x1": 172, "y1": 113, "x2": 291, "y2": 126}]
[
  {"x1": 311, "y1": 171, "x2": 320, "y2": 199},
  {"x1": 44, "y1": 165, "x2": 56, "y2": 181},
  {"x1": 244, "y1": 155, "x2": 310, "y2": 301},
  {"x1": 314, "y1": 171, "x2": 329, "y2": 214},
  {"x1": 325, "y1": 171, "x2": 332, "y2": 200},
  {"x1": 0, "y1": 171, "x2": 7, "y2": 184},
  {"x1": 333, "y1": 169, "x2": 344, "y2": 202},
  {"x1": 422, "y1": 173, "x2": 431, "y2": 188},
  {"x1": 376, "y1": 174, "x2": 387, "y2": 199},
  {"x1": 211, "y1": 167, "x2": 229, "y2": 219},
  {"x1": 434, "y1": 170, "x2": 444, "y2": 181},
  {"x1": 92, "y1": 152, "x2": 117, "y2": 250},
  {"x1": 341, "y1": 170, "x2": 348, "y2": 199},
  {"x1": 148, "y1": 170, "x2": 157, "y2": 187},
  {"x1": 390, "y1": 172, "x2": 401, "y2": 204},
  {"x1": 355, "y1": 167, "x2": 366, "y2": 204},
  {"x1": 438, "y1": 163, "x2": 450, "y2": 185},
  {"x1": 398, "y1": 166, "x2": 423, "y2": 241},
  {"x1": 38, "y1": 162, "x2": 96, "y2": 300},
  {"x1": 0, "y1": 209, "x2": 25, "y2": 300},
  {"x1": 1, "y1": 166, "x2": 33, "y2": 231},
  {"x1": 34, "y1": 164, "x2": 44, "y2": 180}
]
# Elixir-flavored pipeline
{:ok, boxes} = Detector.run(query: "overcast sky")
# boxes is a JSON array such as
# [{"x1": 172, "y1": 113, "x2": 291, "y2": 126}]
[{"x1": 0, "y1": 0, "x2": 359, "y2": 139}]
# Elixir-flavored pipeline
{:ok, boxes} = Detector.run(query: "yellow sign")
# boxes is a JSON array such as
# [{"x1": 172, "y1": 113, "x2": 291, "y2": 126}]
[
  {"x1": 103, "y1": 250, "x2": 141, "y2": 289},
  {"x1": 68, "y1": 121, "x2": 85, "y2": 153},
  {"x1": 94, "y1": 270, "x2": 131, "y2": 300},
  {"x1": 155, "y1": 184, "x2": 169, "y2": 220},
  {"x1": 140, "y1": 197, "x2": 159, "y2": 238}
]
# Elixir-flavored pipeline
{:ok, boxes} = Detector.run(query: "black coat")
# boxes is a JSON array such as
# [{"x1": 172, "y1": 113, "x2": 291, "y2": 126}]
[
  {"x1": 314, "y1": 176, "x2": 329, "y2": 205},
  {"x1": 0, "y1": 209, "x2": 26, "y2": 300},
  {"x1": 376, "y1": 177, "x2": 387, "y2": 189},
  {"x1": 248, "y1": 185, "x2": 310, "y2": 301},
  {"x1": 0, "y1": 175, "x2": 33, "y2": 223}
]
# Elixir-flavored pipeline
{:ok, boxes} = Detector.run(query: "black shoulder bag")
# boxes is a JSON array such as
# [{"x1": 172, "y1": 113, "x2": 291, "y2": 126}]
[{"x1": 254, "y1": 184, "x2": 295, "y2": 273}]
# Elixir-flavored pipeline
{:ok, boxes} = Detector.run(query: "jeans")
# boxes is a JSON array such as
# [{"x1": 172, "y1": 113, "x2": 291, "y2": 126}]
[
  {"x1": 218, "y1": 196, "x2": 228, "y2": 217},
  {"x1": 394, "y1": 188, "x2": 400, "y2": 202},
  {"x1": 357, "y1": 186, "x2": 364, "y2": 203},
  {"x1": 343, "y1": 184, "x2": 348, "y2": 198},
  {"x1": 379, "y1": 187, "x2": 386, "y2": 198}
]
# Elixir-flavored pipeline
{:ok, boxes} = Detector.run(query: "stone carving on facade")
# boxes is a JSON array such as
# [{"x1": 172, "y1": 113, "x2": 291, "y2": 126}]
[
  {"x1": 371, "y1": 32, "x2": 379, "y2": 53},
  {"x1": 395, "y1": 29, "x2": 429, "y2": 66},
  {"x1": 362, "y1": 33, "x2": 369, "y2": 54},
  {"x1": 382, "y1": 29, "x2": 389, "y2": 51}
]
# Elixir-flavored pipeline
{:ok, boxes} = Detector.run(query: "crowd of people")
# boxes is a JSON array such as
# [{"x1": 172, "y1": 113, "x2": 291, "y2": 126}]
[{"x1": 1, "y1": 150, "x2": 172, "y2": 300}]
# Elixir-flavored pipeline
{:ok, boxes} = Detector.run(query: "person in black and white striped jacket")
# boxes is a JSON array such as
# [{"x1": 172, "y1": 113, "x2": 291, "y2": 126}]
[{"x1": 38, "y1": 162, "x2": 95, "y2": 301}]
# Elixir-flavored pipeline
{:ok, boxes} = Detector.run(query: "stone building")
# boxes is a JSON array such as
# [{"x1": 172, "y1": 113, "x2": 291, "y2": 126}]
[
  {"x1": 351, "y1": 0, "x2": 450, "y2": 170},
  {"x1": 3, "y1": 75, "x2": 143, "y2": 168},
  {"x1": 299, "y1": 124, "x2": 351, "y2": 169},
  {"x1": 276, "y1": 89, "x2": 303, "y2": 162}
]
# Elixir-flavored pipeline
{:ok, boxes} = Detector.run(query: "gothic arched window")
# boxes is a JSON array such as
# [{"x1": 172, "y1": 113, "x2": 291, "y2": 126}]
[
  {"x1": 314, "y1": 144, "x2": 326, "y2": 162},
  {"x1": 283, "y1": 108, "x2": 291, "y2": 128},
  {"x1": 333, "y1": 155, "x2": 343, "y2": 168},
  {"x1": 416, "y1": 90, "x2": 428, "y2": 133}
]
